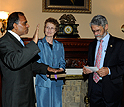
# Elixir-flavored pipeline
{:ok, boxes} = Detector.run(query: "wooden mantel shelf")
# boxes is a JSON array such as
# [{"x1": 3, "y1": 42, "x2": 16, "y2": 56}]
[
  {"x1": 55, "y1": 38, "x2": 93, "y2": 51},
  {"x1": 22, "y1": 38, "x2": 94, "y2": 68},
  {"x1": 23, "y1": 38, "x2": 94, "y2": 52}
]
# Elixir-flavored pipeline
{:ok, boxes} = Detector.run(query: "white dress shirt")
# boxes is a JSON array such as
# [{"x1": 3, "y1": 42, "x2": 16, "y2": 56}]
[
  {"x1": 94, "y1": 33, "x2": 110, "y2": 79},
  {"x1": 8, "y1": 30, "x2": 21, "y2": 42}
]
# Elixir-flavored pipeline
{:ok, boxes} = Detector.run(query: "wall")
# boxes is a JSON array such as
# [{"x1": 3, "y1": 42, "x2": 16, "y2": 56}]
[{"x1": 0, "y1": 0, "x2": 124, "y2": 39}]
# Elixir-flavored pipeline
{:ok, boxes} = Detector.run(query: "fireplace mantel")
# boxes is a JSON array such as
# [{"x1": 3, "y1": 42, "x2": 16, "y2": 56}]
[{"x1": 22, "y1": 38, "x2": 94, "y2": 68}]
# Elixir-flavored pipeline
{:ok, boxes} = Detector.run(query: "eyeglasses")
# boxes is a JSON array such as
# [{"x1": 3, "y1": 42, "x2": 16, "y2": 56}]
[
  {"x1": 45, "y1": 26, "x2": 56, "y2": 31},
  {"x1": 92, "y1": 29, "x2": 102, "y2": 34}
]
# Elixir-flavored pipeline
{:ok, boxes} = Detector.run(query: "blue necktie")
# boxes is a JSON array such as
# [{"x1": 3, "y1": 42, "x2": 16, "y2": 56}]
[{"x1": 20, "y1": 39, "x2": 25, "y2": 46}]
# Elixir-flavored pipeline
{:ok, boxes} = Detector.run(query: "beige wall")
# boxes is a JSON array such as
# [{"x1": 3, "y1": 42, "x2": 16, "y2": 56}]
[{"x1": 0, "y1": 0, "x2": 124, "y2": 39}]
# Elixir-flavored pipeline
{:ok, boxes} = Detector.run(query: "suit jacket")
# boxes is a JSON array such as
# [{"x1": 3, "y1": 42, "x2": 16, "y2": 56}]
[
  {"x1": 87, "y1": 34, "x2": 124, "y2": 103},
  {"x1": 0, "y1": 32, "x2": 49, "y2": 107}
]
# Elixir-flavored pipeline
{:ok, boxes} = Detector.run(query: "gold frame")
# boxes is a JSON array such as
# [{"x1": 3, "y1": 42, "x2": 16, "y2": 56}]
[{"x1": 42, "y1": 0, "x2": 91, "y2": 13}]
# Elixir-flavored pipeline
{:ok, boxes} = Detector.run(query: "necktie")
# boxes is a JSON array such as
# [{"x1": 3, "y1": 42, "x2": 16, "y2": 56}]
[
  {"x1": 20, "y1": 39, "x2": 25, "y2": 46},
  {"x1": 93, "y1": 40, "x2": 103, "y2": 83}
]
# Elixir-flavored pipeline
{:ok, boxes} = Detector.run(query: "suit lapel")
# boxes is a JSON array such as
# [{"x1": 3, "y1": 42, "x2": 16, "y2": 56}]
[{"x1": 104, "y1": 35, "x2": 115, "y2": 66}]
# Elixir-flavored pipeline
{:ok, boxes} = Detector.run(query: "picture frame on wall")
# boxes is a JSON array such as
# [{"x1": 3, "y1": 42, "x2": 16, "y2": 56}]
[{"x1": 42, "y1": 0, "x2": 91, "y2": 13}]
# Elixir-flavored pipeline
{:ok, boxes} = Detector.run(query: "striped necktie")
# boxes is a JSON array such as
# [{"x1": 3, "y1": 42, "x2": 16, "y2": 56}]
[{"x1": 93, "y1": 40, "x2": 103, "y2": 83}]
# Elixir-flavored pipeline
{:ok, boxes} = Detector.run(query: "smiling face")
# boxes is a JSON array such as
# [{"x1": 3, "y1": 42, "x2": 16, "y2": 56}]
[
  {"x1": 13, "y1": 15, "x2": 30, "y2": 36},
  {"x1": 44, "y1": 22, "x2": 56, "y2": 37},
  {"x1": 91, "y1": 24, "x2": 108, "y2": 40}
]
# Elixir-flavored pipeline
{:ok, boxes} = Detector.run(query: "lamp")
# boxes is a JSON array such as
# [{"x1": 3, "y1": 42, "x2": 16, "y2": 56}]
[{"x1": 0, "y1": 11, "x2": 9, "y2": 35}]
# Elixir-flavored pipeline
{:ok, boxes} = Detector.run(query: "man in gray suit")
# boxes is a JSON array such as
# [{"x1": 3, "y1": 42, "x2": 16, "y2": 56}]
[{"x1": 0, "y1": 12, "x2": 60, "y2": 107}]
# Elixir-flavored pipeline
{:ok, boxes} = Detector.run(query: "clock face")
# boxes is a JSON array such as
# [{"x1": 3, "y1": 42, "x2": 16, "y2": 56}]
[{"x1": 64, "y1": 25, "x2": 73, "y2": 34}]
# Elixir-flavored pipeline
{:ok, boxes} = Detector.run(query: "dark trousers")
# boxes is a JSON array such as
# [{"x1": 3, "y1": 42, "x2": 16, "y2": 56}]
[{"x1": 90, "y1": 80, "x2": 121, "y2": 107}]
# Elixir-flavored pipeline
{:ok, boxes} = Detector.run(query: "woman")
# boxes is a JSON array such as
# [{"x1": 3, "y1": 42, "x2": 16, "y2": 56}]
[{"x1": 35, "y1": 17, "x2": 66, "y2": 107}]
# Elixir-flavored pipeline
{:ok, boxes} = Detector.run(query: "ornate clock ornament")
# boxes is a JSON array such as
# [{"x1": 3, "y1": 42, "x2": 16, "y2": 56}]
[{"x1": 57, "y1": 14, "x2": 80, "y2": 38}]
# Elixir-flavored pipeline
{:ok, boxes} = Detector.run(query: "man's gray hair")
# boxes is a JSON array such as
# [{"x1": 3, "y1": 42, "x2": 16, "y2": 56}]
[{"x1": 89, "y1": 15, "x2": 108, "y2": 29}]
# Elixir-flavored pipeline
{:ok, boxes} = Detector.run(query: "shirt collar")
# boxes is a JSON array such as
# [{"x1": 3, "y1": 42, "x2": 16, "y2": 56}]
[
  {"x1": 8, "y1": 30, "x2": 21, "y2": 41},
  {"x1": 97, "y1": 32, "x2": 110, "y2": 43},
  {"x1": 102, "y1": 32, "x2": 110, "y2": 42}
]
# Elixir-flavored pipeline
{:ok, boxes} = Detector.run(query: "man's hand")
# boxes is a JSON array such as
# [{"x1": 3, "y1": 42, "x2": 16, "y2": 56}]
[
  {"x1": 46, "y1": 68, "x2": 64, "y2": 77},
  {"x1": 32, "y1": 24, "x2": 39, "y2": 44},
  {"x1": 47, "y1": 67, "x2": 64, "y2": 73},
  {"x1": 83, "y1": 66, "x2": 93, "y2": 74},
  {"x1": 56, "y1": 68, "x2": 64, "y2": 72},
  {"x1": 47, "y1": 67, "x2": 57, "y2": 73},
  {"x1": 97, "y1": 67, "x2": 109, "y2": 77}
]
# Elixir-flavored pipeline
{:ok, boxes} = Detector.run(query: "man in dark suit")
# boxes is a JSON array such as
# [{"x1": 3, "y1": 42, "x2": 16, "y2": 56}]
[
  {"x1": 0, "y1": 12, "x2": 60, "y2": 107},
  {"x1": 83, "y1": 15, "x2": 124, "y2": 107}
]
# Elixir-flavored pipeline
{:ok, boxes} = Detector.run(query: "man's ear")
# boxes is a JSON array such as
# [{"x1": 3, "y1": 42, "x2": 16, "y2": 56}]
[
  {"x1": 105, "y1": 24, "x2": 108, "y2": 31},
  {"x1": 13, "y1": 23, "x2": 18, "y2": 30}
]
